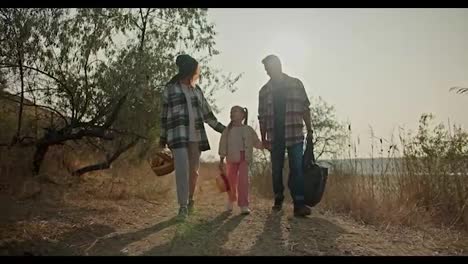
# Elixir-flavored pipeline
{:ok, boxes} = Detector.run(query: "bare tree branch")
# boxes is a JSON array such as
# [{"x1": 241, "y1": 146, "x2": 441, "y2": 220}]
[
  {"x1": 10, "y1": 87, "x2": 56, "y2": 97},
  {"x1": 0, "y1": 92, "x2": 69, "y2": 125},
  {"x1": 108, "y1": 128, "x2": 148, "y2": 140},
  {"x1": 85, "y1": 137, "x2": 106, "y2": 152},
  {"x1": 0, "y1": 63, "x2": 65, "y2": 86},
  {"x1": 73, "y1": 137, "x2": 139, "y2": 176}
]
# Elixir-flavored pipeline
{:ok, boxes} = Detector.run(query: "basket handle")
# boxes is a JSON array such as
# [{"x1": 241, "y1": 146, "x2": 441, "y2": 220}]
[{"x1": 156, "y1": 152, "x2": 173, "y2": 162}]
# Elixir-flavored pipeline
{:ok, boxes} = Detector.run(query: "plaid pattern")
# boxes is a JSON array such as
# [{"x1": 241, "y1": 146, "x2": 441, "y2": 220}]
[
  {"x1": 258, "y1": 74, "x2": 310, "y2": 147},
  {"x1": 160, "y1": 83, "x2": 225, "y2": 151}
]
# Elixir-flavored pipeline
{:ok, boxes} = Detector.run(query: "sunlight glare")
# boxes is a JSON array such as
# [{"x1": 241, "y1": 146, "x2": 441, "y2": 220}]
[{"x1": 266, "y1": 30, "x2": 310, "y2": 72}]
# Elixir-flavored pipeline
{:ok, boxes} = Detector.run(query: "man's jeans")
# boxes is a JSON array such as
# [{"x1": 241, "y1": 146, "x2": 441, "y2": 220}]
[{"x1": 271, "y1": 140, "x2": 305, "y2": 207}]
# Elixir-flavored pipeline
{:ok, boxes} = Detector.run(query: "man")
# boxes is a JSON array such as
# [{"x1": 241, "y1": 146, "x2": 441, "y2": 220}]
[{"x1": 258, "y1": 55, "x2": 313, "y2": 217}]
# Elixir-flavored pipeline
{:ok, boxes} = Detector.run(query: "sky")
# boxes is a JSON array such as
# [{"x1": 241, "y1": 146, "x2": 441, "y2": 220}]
[{"x1": 199, "y1": 8, "x2": 468, "y2": 160}]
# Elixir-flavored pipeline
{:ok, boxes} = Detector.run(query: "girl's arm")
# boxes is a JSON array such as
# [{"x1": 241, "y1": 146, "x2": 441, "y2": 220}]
[{"x1": 250, "y1": 126, "x2": 263, "y2": 149}]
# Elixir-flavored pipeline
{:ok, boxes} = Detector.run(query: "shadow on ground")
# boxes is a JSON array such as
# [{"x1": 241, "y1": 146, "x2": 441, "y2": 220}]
[
  {"x1": 143, "y1": 211, "x2": 245, "y2": 255},
  {"x1": 1, "y1": 222, "x2": 115, "y2": 256},
  {"x1": 248, "y1": 211, "x2": 347, "y2": 256}
]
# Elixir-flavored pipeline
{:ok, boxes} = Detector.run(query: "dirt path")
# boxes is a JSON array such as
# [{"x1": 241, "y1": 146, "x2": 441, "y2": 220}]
[{"x1": 1, "y1": 174, "x2": 467, "y2": 256}]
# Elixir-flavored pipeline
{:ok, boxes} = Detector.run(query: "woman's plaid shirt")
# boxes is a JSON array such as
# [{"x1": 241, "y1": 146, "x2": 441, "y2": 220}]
[{"x1": 159, "y1": 83, "x2": 225, "y2": 151}]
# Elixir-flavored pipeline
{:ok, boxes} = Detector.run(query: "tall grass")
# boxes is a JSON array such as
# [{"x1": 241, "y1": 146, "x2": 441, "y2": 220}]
[
  {"x1": 250, "y1": 114, "x2": 468, "y2": 231},
  {"x1": 324, "y1": 114, "x2": 468, "y2": 231}
]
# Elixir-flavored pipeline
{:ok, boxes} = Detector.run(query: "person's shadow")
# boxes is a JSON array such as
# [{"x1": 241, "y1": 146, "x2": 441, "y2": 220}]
[
  {"x1": 287, "y1": 215, "x2": 347, "y2": 255},
  {"x1": 87, "y1": 216, "x2": 180, "y2": 255},
  {"x1": 248, "y1": 210, "x2": 288, "y2": 255},
  {"x1": 143, "y1": 211, "x2": 246, "y2": 256},
  {"x1": 248, "y1": 211, "x2": 347, "y2": 256}
]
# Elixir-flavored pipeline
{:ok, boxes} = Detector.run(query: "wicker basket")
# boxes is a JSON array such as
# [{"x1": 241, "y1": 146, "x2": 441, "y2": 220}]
[{"x1": 150, "y1": 150, "x2": 174, "y2": 176}]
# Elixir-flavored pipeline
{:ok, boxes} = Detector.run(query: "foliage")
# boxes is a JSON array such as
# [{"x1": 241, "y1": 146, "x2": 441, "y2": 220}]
[{"x1": 0, "y1": 8, "x2": 240, "y2": 175}]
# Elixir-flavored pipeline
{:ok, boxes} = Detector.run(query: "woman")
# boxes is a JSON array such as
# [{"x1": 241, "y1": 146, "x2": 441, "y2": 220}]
[{"x1": 159, "y1": 54, "x2": 225, "y2": 219}]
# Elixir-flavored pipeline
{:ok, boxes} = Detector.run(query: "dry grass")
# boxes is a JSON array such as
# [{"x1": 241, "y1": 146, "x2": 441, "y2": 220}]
[
  {"x1": 251, "y1": 157, "x2": 468, "y2": 232},
  {"x1": 321, "y1": 162, "x2": 468, "y2": 231},
  {"x1": 321, "y1": 115, "x2": 468, "y2": 232},
  {"x1": 250, "y1": 115, "x2": 468, "y2": 233},
  {"x1": 0, "y1": 142, "x2": 173, "y2": 202}
]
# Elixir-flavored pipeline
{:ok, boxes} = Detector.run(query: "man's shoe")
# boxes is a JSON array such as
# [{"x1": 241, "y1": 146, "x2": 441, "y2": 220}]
[
  {"x1": 294, "y1": 206, "x2": 311, "y2": 217},
  {"x1": 272, "y1": 199, "x2": 283, "y2": 211}
]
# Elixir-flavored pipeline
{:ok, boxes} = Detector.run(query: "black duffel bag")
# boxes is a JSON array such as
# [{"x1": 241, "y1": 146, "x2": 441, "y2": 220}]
[{"x1": 303, "y1": 134, "x2": 328, "y2": 207}]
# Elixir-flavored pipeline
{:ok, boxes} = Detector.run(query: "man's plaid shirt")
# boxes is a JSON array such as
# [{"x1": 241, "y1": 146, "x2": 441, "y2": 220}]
[
  {"x1": 258, "y1": 74, "x2": 310, "y2": 147},
  {"x1": 159, "y1": 82, "x2": 225, "y2": 151}
]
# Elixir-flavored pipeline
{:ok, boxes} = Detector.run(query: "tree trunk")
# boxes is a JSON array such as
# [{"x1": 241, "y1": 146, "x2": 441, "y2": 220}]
[
  {"x1": 15, "y1": 54, "x2": 25, "y2": 144},
  {"x1": 33, "y1": 143, "x2": 49, "y2": 176},
  {"x1": 138, "y1": 8, "x2": 149, "y2": 53},
  {"x1": 30, "y1": 94, "x2": 128, "y2": 176}
]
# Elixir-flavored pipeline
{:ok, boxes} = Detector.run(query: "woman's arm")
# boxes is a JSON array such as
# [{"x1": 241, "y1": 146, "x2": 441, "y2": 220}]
[
  {"x1": 159, "y1": 88, "x2": 169, "y2": 148},
  {"x1": 218, "y1": 129, "x2": 227, "y2": 173},
  {"x1": 218, "y1": 129, "x2": 228, "y2": 158},
  {"x1": 199, "y1": 87, "x2": 225, "y2": 133}
]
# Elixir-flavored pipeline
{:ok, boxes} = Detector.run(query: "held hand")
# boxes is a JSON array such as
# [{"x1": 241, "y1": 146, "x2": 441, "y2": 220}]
[
  {"x1": 262, "y1": 140, "x2": 272, "y2": 151},
  {"x1": 159, "y1": 141, "x2": 167, "y2": 150},
  {"x1": 218, "y1": 161, "x2": 226, "y2": 174}
]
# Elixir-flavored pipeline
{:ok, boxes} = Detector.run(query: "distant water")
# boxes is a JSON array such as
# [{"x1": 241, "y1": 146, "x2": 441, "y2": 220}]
[{"x1": 318, "y1": 158, "x2": 405, "y2": 176}]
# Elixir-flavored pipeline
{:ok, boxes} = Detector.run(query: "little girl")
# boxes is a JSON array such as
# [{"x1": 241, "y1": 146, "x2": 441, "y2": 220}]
[{"x1": 218, "y1": 106, "x2": 263, "y2": 214}]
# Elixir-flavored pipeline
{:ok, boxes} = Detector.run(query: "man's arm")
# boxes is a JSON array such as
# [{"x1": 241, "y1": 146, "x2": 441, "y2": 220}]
[
  {"x1": 298, "y1": 80, "x2": 313, "y2": 135},
  {"x1": 258, "y1": 90, "x2": 267, "y2": 142},
  {"x1": 303, "y1": 109, "x2": 313, "y2": 134},
  {"x1": 259, "y1": 120, "x2": 267, "y2": 142}
]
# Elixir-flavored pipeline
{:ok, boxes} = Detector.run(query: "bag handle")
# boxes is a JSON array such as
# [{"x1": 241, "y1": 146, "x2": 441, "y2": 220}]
[{"x1": 305, "y1": 131, "x2": 316, "y2": 164}]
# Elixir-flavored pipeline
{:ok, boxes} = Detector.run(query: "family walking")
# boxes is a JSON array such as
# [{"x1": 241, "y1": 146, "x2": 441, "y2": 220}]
[{"x1": 159, "y1": 53, "x2": 313, "y2": 220}]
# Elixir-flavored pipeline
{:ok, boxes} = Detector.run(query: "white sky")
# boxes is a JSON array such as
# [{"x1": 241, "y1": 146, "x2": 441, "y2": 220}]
[{"x1": 200, "y1": 8, "x2": 468, "y2": 160}]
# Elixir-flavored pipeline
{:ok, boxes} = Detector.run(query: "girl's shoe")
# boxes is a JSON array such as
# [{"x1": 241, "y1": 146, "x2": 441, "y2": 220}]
[
  {"x1": 240, "y1": 207, "x2": 251, "y2": 215},
  {"x1": 225, "y1": 201, "x2": 234, "y2": 212}
]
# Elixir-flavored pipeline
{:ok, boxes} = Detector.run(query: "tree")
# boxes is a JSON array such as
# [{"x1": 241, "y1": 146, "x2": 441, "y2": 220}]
[
  {"x1": 309, "y1": 96, "x2": 347, "y2": 160},
  {"x1": 0, "y1": 8, "x2": 64, "y2": 145},
  {"x1": 100, "y1": 8, "x2": 241, "y2": 156},
  {"x1": 0, "y1": 8, "x2": 240, "y2": 176}
]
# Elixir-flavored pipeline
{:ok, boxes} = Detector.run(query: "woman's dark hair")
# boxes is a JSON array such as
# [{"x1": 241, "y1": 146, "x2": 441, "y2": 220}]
[{"x1": 166, "y1": 54, "x2": 199, "y2": 85}]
